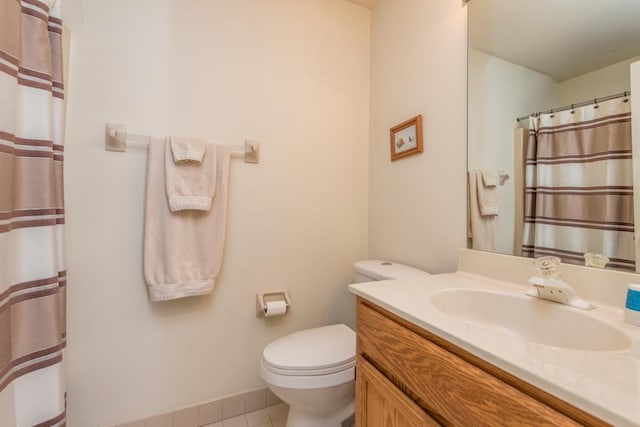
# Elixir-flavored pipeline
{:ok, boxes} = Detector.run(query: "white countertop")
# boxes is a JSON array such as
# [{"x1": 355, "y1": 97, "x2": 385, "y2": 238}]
[{"x1": 349, "y1": 272, "x2": 640, "y2": 426}]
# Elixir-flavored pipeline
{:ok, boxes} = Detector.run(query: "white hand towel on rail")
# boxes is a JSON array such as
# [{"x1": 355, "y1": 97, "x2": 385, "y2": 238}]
[
  {"x1": 144, "y1": 139, "x2": 231, "y2": 302},
  {"x1": 165, "y1": 136, "x2": 217, "y2": 212},
  {"x1": 170, "y1": 134, "x2": 206, "y2": 163},
  {"x1": 478, "y1": 169, "x2": 499, "y2": 216},
  {"x1": 468, "y1": 170, "x2": 496, "y2": 251}
]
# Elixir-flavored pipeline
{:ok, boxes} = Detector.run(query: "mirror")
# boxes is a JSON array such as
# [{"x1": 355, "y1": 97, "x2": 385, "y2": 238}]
[{"x1": 467, "y1": 0, "x2": 640, "y2": 271}]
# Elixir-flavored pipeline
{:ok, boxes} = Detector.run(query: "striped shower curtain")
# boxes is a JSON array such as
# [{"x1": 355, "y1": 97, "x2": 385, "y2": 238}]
[
  {"x1": 522, "y1": 97, "x2": 635, "y2": 271},
  {"x1": 0, "y1": 0, "x2": 67, "y2": 426}
]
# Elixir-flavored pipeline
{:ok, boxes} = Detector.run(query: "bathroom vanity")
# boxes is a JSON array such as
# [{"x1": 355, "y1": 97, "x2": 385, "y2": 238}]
[
  {"x1": 350, "y1": 250, "x2": 640, "y2": 426},
  {"x1": 356, "y1": 298, "x2": 598, "y2": 426}
]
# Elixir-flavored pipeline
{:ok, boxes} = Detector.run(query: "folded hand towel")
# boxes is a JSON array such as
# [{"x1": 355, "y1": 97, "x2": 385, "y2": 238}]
[
  {"x1": 165, "y1": 138, "x2": 217, "y2": 212},
  {"x1": 144, "y1": 139, "x2": 231, "y2": 302},
  {"x1": 478, "y1": 170, "x2": 499, "y2": 216},
  {"x1": 481, "y1": 169, "x2": 497, "y2": 187},
  {"x1": 468, "y1": 170, "x2": 496, "y2": 251},
  {"x1": 170, "y1": 134, "x2": 206, "y2": 163}
]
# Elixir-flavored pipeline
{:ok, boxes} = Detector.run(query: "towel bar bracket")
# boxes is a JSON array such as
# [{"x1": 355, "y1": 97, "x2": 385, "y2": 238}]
[
  {"x1": 498, "y1": 170, "x2": 510, "y2": 185},
  {"x1": 244, "y1": 140, "x2": 260, "y2": 164},
  {"x1": 105, "y1": 123, "x2": 127, "y2": 152}
]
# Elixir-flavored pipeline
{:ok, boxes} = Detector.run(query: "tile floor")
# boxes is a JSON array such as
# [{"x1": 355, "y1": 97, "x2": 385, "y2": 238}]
[{"x1": 202, "y1": 403, "x2": 288, "y2": 427}]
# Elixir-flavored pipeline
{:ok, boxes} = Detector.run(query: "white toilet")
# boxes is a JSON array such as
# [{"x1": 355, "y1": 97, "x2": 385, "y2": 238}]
[{"x1": 260, "y1": 260, "x2": 430, "y2": 427}]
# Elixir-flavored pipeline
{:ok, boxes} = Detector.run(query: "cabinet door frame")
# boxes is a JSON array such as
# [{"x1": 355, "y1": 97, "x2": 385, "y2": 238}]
[{"x1": 356, "y1": 355, "x2": 439, "y2": 427}]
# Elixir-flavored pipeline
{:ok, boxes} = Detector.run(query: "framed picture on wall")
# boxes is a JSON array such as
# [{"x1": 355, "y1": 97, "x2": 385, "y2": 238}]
[{"x1": 390, "y1": 114, "x2": 423, "y2": 161}]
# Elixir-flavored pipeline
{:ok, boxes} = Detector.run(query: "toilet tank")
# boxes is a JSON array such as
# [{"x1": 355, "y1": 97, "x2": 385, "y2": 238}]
[{"x1": 353, "y1": 260, "x2": 430, "y2": 283}]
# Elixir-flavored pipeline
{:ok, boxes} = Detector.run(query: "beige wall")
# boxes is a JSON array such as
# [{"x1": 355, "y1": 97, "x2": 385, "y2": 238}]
[
  {"x1": 561, "y1": 55, "x2": 640, "y2": 104},
  {"x1": 63, "y1": 0, "x2": 370, "y2": 425},
  {"x1": 368, "y1": 0, "x2": 468, "y2": 273}
]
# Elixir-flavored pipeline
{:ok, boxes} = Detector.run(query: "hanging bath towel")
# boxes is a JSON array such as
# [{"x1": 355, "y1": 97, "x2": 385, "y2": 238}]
[{"x1": 144, "y1": 138, "x2": 231, "y2": 301}]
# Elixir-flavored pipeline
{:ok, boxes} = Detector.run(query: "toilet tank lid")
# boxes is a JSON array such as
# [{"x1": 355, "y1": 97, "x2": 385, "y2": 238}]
[{"x1": 353, "y1": 260, "x2": 430, "y2": 280}]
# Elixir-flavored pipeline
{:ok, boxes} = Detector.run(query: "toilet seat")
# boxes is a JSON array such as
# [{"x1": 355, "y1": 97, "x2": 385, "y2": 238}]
[
  {"x1": 262, "y1": 324, "x2": 355, "y2": 372},
  {"x1": 263, "y1": 358, "x2": 355, "y2": 376},
  {"x1": 261, "y1": 324, "x2": 356, "y2": 389},
  {"x1": 261, "y1": 360, "x2": 355, "y2": 390}
]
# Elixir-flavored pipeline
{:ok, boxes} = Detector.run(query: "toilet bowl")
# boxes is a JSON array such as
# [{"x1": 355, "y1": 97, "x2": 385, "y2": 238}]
[
  {"x1": 261, "y1": 324, "x2": 356, "y2": 427},
  {"x1": 260, "y1": 260, "x2": 430, "y2": 427}
]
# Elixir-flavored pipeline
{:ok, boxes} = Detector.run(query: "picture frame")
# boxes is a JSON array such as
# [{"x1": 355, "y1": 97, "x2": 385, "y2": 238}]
[{"x1": 389, "y1": 114, "x2": 423, "y2": 161}]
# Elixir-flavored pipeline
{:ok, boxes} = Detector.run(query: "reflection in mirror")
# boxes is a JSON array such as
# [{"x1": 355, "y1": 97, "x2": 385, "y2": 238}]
[{"x1": 467, "y1": 0, "x2": 640, "y2": 271}]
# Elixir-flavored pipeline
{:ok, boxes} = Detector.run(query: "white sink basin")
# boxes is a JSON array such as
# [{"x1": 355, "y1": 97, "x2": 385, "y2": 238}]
[{"x1": 431, "y1": 289, "x2": 631, "y2": 351}]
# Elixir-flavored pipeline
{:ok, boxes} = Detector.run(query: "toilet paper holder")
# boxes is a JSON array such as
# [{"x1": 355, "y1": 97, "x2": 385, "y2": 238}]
[{"x1": 256, "y1": 290, "x2": 292, "y2": 317}]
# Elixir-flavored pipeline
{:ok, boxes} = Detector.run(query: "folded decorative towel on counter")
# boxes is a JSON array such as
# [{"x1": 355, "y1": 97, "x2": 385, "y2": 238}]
[
  {"x1": 165, "y1": 138, "x2": 217, "y2": 212},
  {"x1": 170, "y1": 134, "x2": 206, "y2": 163},
  {"x1": 144, "y1": 139, "x2": 231, "y2": 302}
]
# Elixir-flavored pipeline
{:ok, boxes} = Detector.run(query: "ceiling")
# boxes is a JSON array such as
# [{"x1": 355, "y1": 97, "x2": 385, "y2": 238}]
[{"x1": 469, "y1": 0, "x2": 640, "y2": 81}]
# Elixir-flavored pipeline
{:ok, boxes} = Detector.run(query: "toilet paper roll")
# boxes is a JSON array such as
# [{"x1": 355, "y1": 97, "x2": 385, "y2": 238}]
[{"x1": 264, "y1": 300, "x2": 288, "y2": 317}]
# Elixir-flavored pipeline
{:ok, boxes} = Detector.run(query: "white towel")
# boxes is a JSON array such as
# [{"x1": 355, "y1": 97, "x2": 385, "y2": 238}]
[
  {"x1": 481, "y1": 169, "x2": 497, "y2": 187},
  {"x1": 144, "y1": 139, "x2": 231, "y2": 302},
  {"x1": 478, "y1": 170, "x2": 499, "y2": 216},
  {"x1": 165, "y1": 138, "x2": 217, "y2": 212},
  {"x1": 468, "y1": 170, "x2": 496, "y2": 251},
  {"x1": 170, "y1": 134, "x2": 206, "y2": 163}
]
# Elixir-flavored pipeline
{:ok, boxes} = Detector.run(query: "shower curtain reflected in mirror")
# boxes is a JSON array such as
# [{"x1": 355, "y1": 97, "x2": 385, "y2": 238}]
[
  {"x1": 522, "y1": 97, "x2": 635, "y2": 271},
  {"x1": 0, "y1": 0, "x2": 67, "y2": 425}
]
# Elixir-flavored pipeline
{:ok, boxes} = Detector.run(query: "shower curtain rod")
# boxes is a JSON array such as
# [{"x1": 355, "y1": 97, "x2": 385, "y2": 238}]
[{"x1": 515, "y1": 91, "x2": 631, "y2": 122}]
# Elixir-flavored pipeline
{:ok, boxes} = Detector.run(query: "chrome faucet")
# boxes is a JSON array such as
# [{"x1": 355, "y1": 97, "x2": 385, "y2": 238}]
[{"x1": 526, "y1": 257, "x2": 594, "y2": 310}]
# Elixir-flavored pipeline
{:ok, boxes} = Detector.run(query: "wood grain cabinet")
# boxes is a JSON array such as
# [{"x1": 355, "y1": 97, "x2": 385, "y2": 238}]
[
  {"x1": 356, "y1": 355, "x2": 439, "y2": 427},
  {"x1": 355, "y1": 298, "x2": 609, "y2": 427}
]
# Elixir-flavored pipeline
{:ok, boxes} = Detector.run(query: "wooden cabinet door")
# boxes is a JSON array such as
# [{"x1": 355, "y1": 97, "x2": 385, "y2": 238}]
[{"x1": 356, "y1": 355, "x2": 439, "y2": 427}]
